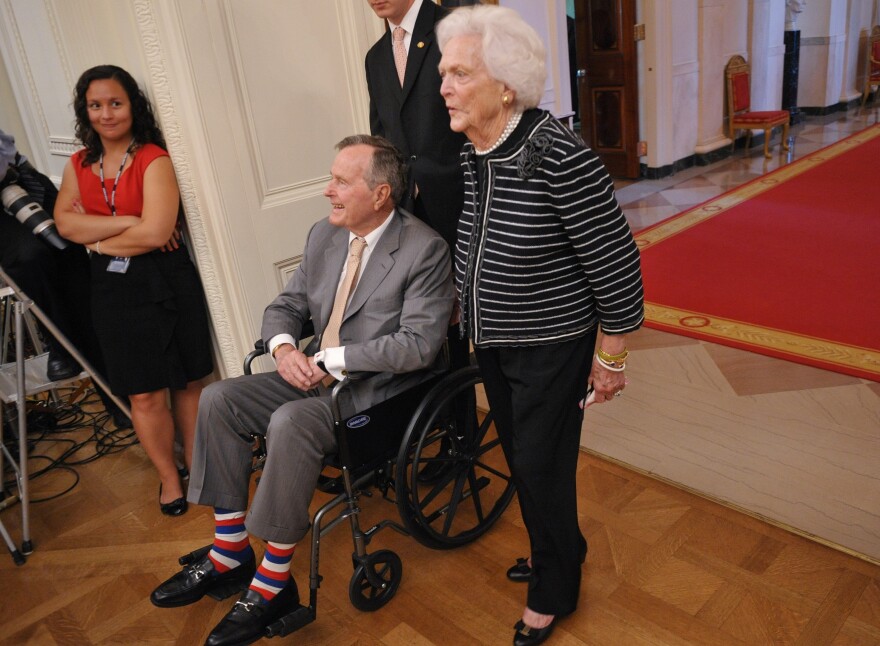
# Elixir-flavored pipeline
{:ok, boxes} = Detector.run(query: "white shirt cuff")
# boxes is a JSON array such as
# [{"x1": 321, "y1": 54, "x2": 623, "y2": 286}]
[
  {"x1": 268, "y1": 334, "x2": 296, "y2": 361},
  {"x1": 314, "y1": 346, "x2": 346, "y2": 380}
]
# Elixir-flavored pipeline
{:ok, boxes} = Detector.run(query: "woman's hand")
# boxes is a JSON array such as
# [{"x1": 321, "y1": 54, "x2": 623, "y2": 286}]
[
  {"x1": 55, "y1": 162, "x2": 138, "y2": 243},
  {"x1": 160, "y1": 226, "x2": 182, "y2": 252},
  {"x1": 588, "y1": 333, "x2": 629, "y2": 403},
  {"x1": 588, "y1": 359, "x2": 627, "y2": 403}
]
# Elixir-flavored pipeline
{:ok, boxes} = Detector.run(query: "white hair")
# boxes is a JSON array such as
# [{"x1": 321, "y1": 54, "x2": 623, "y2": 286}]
[{"x1": 436, "y1": 5, "x2": 547, "y2": 111}]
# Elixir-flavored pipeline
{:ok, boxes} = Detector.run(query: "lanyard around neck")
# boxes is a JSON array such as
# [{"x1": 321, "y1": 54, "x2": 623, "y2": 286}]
[{"x1": 99, "y1": 140, "x2": 134, "y2": 216}]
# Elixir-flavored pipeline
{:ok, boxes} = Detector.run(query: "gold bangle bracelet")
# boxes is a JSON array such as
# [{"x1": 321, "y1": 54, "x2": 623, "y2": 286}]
[{"x1": 597, "y1": 347, "x2": 629, "y2": 363}]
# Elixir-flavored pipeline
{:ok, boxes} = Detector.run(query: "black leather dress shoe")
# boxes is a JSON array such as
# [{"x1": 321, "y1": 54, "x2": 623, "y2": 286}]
[
  {"x1": 205, "y1": 579, "x2": 300, "y2": 646},
  {"x1": 150, "y1": 545, "x2": 256, "y2": 608},
  {"x1": 513, "y1": 618, "x2": 557, "y2": 646},
  {"x1": 46, "y1": 350, "x2": 80, "y2": 382}
]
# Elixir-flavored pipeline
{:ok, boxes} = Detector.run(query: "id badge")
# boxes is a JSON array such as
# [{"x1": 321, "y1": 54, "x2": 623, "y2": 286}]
[{"x1": 106, "y1": 256, "x2": 131, "y2": 274}]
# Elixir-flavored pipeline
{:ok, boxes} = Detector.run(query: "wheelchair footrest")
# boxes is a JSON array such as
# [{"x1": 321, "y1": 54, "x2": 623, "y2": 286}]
[{"x1": 265, "y1": 604, "x2": 316, "y2": 638}]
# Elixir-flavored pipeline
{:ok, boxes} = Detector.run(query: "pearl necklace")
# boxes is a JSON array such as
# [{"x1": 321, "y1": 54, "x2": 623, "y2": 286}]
[{"x1": 474, "y1": 112, "x2": 523, "y2": 155}]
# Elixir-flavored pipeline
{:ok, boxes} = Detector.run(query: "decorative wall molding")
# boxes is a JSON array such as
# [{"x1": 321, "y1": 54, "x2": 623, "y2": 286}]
[
  {"x1": 274, "y1": 255, "x2": 303, "y2": 294},
  {"x1": 44, "y1": 0, "x2": 74, "y2": 91},
  {"x1": 48, "y1": 136, "x2": 78, "y2": 157},
  {"x1": 0, "y1": 0, "x2": 52, "y2": 172},
  {"x1": 211, "y1": 0, "x2": 377, "y2": 210},
  {"x1": 133, "y1": 0, "x2": 241, "y2": 377},
  {"x1": 261, "y1": 178, "x2": 331, "y2": 210}
]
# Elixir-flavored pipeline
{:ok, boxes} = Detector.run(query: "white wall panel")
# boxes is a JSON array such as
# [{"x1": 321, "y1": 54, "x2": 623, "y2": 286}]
[
  {"x1": 0, "y1": 0, "x2": 144, "y2": 181},
  {"x1": 141, "y1": 0, "x2": 383, "y2": 374},
  {"x1": 222, "y1": 3, "x2": 356, "y2": 196}
]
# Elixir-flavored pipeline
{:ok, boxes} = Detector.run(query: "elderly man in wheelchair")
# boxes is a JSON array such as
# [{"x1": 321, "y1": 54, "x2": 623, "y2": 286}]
[{"x1": 149, "y1": 135, "x2": 513, "y2": 646}]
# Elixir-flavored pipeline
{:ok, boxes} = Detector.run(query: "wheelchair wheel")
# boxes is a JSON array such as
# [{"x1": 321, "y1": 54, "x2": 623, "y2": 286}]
[
  {"x1": 348, "y1": 550, "x2": 402, "y2": 612},
  {"x1": 395, "y1": 366, "x2": 515, "y2": 549}
]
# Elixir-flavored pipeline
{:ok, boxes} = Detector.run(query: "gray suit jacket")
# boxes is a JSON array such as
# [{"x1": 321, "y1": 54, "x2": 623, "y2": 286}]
[{"x1": 261, "y1": 209, "x2": 454, "y2": 413}]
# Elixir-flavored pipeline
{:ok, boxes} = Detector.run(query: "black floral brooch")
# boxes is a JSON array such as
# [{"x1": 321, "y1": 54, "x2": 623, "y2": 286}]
[{"x1": 517, "y1": 132, "x2": 553, "y2": 178}]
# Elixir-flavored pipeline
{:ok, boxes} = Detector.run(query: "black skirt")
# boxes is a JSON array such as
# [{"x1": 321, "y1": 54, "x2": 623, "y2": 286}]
[{"x1": 90, "y1": 245, "x2": 214, "y2": 396}]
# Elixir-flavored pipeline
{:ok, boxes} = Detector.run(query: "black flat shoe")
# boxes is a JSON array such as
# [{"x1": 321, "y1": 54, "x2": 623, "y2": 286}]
[
  {"x1": 110, "y1": 408, "x2": 132, "y2": 430},
  {"x1": 205, "y1": 579, "x2": 300, "y2": 646},
  {"x1": 150, "y1": 544, "x2": 256, "y2": 608},
  {"x1": 513, "y1": 618, "x2": 557, "y2": 646},
  {"x1": 159, "y1": 484, "x2": 188, "y2": 516}
]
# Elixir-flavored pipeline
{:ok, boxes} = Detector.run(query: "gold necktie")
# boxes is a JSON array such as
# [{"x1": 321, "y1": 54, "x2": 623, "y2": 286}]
[
  {"x1": 393, "y1": 27, "x2": 407, "y2": 86},
  {"x1": 321, "y1": 237, "x2": 367, "y2": 352}
]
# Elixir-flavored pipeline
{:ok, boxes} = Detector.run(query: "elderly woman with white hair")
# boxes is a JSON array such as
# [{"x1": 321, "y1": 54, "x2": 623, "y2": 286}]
[{"x1": 437, "y1": 6, "x2": 644, "y2": 645}]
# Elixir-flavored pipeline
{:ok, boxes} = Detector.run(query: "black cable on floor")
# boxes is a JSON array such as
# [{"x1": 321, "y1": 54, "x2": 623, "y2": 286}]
[{"x1": 2, "y1": 385, "x2": 137, "y2": 502}]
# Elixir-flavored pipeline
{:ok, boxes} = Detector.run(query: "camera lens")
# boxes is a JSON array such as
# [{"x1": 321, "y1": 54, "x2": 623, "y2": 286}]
[{"x1": 1, "y1": 184, "x2": 69, "y2": 250}]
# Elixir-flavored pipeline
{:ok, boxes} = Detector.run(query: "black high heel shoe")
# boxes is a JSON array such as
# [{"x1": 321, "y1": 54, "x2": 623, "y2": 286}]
[
  {"x1": 507, "y1": 557, "x2": 532, "y2": 582},
  {"x1": 507, "y1": 538, "x2": 589, "y2": 582},
  {"x1": 159, "y1": 484, "x2": 188, "y2": 516},
  {"x1": 513, "y1": 617, "x2": 557, "y2": 646}
]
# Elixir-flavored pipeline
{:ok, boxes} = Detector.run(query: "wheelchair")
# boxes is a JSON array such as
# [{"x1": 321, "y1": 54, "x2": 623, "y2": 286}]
[{"x1": 239, "y1": 330, "x2": 515, "y2": 638}]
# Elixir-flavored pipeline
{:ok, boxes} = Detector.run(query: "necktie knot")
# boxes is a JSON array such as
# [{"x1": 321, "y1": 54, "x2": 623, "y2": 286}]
[
  {"x1": 350, "y1": 236, "x2": 367, "y2": 258},
  {"x1": 393, "y1": 26, "x2": 405, "y2": 42}
]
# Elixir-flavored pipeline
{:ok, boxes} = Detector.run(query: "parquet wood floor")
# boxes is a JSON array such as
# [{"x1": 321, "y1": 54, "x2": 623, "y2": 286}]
[{"x1": 2, "y1": 417, "x2": 878, "y2": 645}]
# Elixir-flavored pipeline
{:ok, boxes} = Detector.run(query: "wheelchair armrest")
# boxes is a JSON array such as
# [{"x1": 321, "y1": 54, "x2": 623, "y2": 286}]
[
  {"x1": 243, "y1": 341, "x2": 266, "y2": 375},
  {"x1": 340, "y1": 370, "x2": 378, "y2": 381}
]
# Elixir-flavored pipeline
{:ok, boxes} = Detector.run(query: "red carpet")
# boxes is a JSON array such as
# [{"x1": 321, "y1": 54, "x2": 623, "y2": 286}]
[{"x1": 636, "y1": 125, "x2": 880, "y2": 381}]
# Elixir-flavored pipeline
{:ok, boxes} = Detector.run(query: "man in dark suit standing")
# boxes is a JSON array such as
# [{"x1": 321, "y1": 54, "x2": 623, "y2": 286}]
[
  {"x1": 365, "y1": 0, "x2": 466, "y2": 250},
  {"x1": 366, "y1": 0, "x2": 470, "y2": 388},
  {"x1": 149, "y1": 135, "x2": 453, "y2": 646}
]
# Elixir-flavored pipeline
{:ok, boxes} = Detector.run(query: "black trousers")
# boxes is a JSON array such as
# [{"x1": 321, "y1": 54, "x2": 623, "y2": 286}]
[{"x1": 474, "y1": 330, "x2": 596, "y2": 616}]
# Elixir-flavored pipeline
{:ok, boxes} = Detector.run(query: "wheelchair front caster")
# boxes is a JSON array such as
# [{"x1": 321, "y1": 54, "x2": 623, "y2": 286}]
[{"x1": 348, "y1": 549, "x2": 402, "y2": 611}]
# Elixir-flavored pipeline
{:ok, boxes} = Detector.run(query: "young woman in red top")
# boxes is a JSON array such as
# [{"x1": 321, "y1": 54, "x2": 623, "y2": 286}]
[{"x1": 55, "y1": 65, "x2": 213, "y2": 516}]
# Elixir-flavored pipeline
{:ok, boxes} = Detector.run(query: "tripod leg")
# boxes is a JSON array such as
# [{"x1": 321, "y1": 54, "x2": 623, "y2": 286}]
[
  {"x1": 0, "y1": 519, "x2": 26, "y2": 565},
  {"x1": 14, "y1": 301, "x2": 32, "y2": 555}
]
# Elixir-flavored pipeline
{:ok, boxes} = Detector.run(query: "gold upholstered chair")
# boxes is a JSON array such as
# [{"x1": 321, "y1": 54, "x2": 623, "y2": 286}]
[
  {"x1": 725, "y1": 55, "x2": 790, "y2": 158},
  {"x1": 861, "y1": 26, "x2": 880, "y2": 111}
]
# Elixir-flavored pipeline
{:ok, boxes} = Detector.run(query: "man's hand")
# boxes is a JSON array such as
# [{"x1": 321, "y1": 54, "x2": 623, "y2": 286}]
[{"x1": 275, "y1": 345, "x2": 328, "y2": 390}]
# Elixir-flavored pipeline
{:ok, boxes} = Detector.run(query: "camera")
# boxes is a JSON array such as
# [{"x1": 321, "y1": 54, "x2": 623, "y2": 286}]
[{"x1": 1, "y1": 166, "x2": 69, "y2": 251}]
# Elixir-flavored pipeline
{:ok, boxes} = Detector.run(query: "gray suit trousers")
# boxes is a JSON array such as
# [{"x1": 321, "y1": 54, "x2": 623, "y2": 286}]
[{"x1": 186, "y1": 371, "x2": 337, "y2": 543}]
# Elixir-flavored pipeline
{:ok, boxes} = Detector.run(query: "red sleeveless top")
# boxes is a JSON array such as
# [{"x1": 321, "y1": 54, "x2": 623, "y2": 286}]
[{"x1": 71, "y1": 143, "x2": 168, "y2": 217}]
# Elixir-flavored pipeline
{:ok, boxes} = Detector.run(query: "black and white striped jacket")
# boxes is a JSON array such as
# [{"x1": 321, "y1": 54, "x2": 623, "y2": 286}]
[{"x1": 454, "y1": 109, "x2": 644, "y2": 347}]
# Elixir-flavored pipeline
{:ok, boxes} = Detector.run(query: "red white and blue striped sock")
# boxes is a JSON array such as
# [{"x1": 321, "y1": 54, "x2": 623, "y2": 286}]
[
  {"x1": 207, "y1": 508, "x2": 253, "y2": 574},
  {"x1": 249, "y1": 541, "x2": 296, "y2": 603}
]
